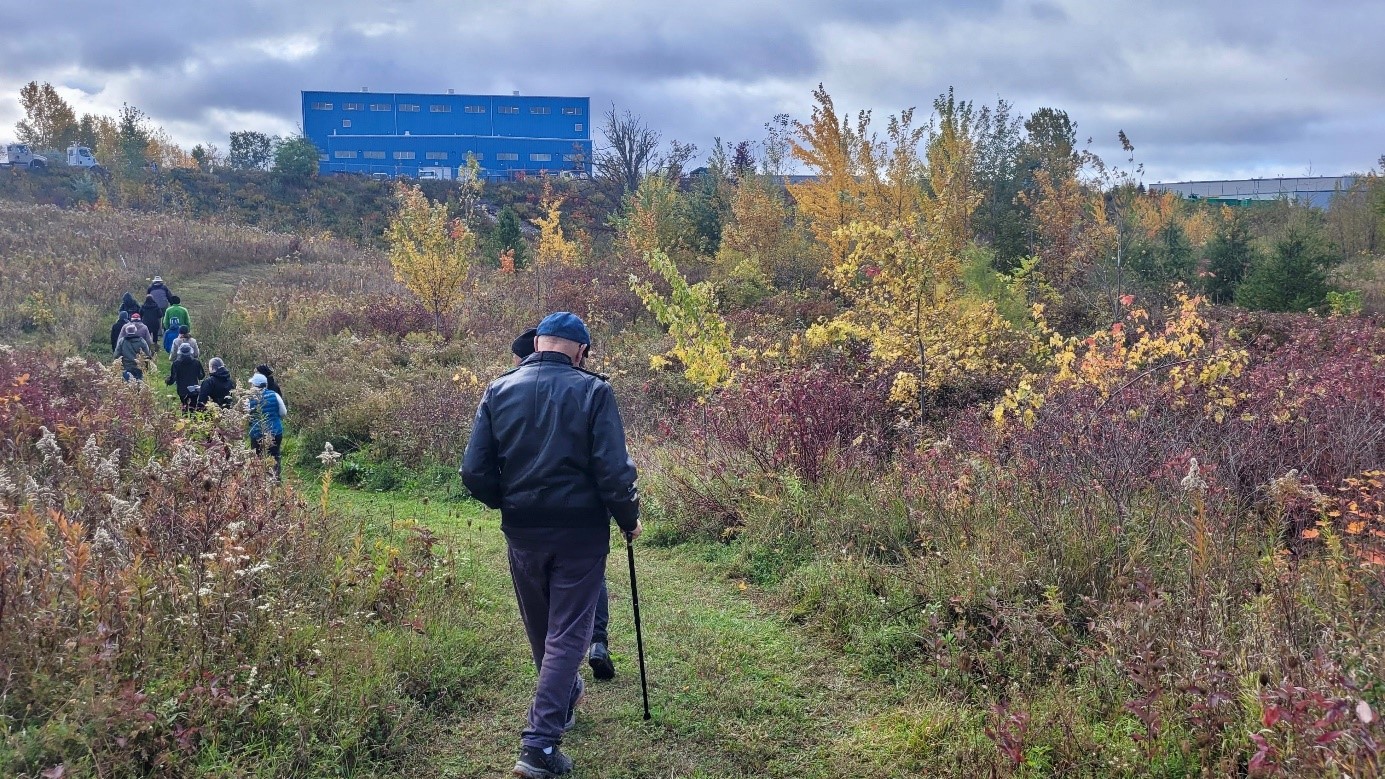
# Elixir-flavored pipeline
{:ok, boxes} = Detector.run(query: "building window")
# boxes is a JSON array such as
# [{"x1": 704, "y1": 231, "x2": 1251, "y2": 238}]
[
  {"x1": 496, "y1": 152, "x2": 518, "y2": 161},
  {"x1": 334, "y1": 150, "x2": 358, "y2": 159},
  {"x1": 530, "y1": 106, "x2": 552, "y2": 115},
  {"x1": 430, "y1": 104, "x2": 451, "y2": 113},
  {"x1": 468, "y1": 153, "x2": 485, "y2": 160},
  {"x1": 562, "y1": 107, "x2": 582, "y2": 115},
  {"x1": 399, "y1": 103, "x2": 420, "y2": 112},
  {"x1": 364, "y1": 151, "x2": 386, "y2": 159},
  {"x1": 563, "y1": 154, "x2": 579, "y2": 162},
  {"x1": 370, "y1": 103, "x2": 391, "y2": 112},
  {"x1": 498, "y1": 106, "x2": 519, "y2": 114},
  {"x1": 341, "y1": 119, "x2": 352, "y2": 128},
  {"x1": 530, "y1": 153, "x2": 552, "y2": 162},
  {"x1": 426, "y1": 151, "x2": 448, "y2": 160},
  {"x1": 393, "y1": 151, "x2": 416, "y2": 160},
  {"x1": 574, "y1": 124, "x2": 583, "y2": 132},
  {"x1": 343, "y1": 102, "x2": 363, "y2": 111},
  {"x1": 464, "y1": 105, "x2": 486, "y2": 113},
  {"x1": 310, "y1": 102, "x2": 333, "y2": 110}
]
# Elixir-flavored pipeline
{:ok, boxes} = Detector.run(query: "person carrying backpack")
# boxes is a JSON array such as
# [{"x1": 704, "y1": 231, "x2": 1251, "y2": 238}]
[
  {"x1": 162, "y1": 316, "x2": 183, "y2": 354},
  {"x1": 162, "y1": 295, "x2": 190, "y2": 333},
  {"x1": 147, "y1": 276, "x2": 173, "y2": 312},
  {"x1": 247, "y1": 372, "x2": 287, "y2": 481},
  {"x1": 165, "y1": 343, "x2": 205, "y2": 412},
  {"x1": 114, "y1": 322, "x2": 153, "y2": 382},
  {"x1": 195, "y1": 357, "x2": 236, "y2": 410}
]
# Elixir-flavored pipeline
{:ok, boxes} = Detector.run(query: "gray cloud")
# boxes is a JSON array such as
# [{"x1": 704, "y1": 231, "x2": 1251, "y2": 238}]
[{"x1": 0, "y1": 0, "x2": 1381, "y2": 181}]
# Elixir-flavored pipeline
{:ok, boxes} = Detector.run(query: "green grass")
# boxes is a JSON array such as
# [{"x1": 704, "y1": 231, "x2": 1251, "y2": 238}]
[{"x1": 325, "y1": 486, "x2": 948, "y2": 779}]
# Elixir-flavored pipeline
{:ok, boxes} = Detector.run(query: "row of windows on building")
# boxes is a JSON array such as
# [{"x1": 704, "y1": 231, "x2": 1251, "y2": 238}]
[
  {"x1": 332, "y1": 150, "x2": 580, "y2": 162},
  {"x1": 338, "y1": 119, "x2": 582, "y2": 131},
  {"x1": 310, "y1": 101, "x2": 580, "y2": 115}
]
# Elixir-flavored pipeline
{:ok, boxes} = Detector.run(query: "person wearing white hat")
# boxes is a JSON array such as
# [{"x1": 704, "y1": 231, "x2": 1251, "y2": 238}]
[{"x1": 247, "y1": 372, "x2": 288, "y2": 481}]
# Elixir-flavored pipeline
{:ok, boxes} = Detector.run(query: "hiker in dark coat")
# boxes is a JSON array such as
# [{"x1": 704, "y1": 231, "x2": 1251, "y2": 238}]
[
  {"x1": 110, "y1": 310, "x2": 131, "y2": 352},
  {"x1": 166, "y1": 344, "x2": 205, "y2": 412},
  {"x1": 509, "y1": 326, "x2": 618, "y2": 682},
  {"x1": 139, "y1": 295, "x2": 163, "y2": 341},
  {"x1": 119, "y1": 292, "x2": 140, "y2": 317},
  {"x1": 146, "y1": 276, "x2": 173, "y2": 311},
  {"x1": 195, "y1": 357, "x2": 236, "y2": 410},
  {"x1": 254, "y1": 364, "x2": 284, "y2": 400},
  {"x1": 463, "y1": 312, "x2": 641, "y2": 779}
]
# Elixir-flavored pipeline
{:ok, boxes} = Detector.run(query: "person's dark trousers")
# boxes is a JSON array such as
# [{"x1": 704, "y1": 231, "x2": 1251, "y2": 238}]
[
  {"x1": 253, "y1": 433, "x2": 284, "y2": 481},
  {"x1": 123, "y1": 367, "x2": 143, "y2": 382},
  {"x1": 507, "y1": 545, "x2": 606, "y2": 749},
  {"x1": 592, "y1": 578, "x2": 610, "y2": 645}
]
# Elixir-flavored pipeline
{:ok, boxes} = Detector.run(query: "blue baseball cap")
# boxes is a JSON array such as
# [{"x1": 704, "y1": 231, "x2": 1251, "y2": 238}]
[{"x1": 535, "y1": 312, "x2": 590, "y2": 346}]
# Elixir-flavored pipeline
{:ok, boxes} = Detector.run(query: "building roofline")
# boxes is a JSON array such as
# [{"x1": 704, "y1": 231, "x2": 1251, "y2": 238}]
[{"x1": 301, "y1": 89, "x2": 590, "y2": 100}]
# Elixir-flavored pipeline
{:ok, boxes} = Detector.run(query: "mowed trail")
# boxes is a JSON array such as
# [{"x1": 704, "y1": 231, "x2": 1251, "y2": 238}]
[{"x1": 335, "y1": 492, "x2": 918, "y2": 779}]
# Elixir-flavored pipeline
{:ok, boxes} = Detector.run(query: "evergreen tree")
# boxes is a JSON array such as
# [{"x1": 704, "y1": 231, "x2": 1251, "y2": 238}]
[
  {"x1": 1235, "y1": 227, "x2": 1336, "y2": 312},
  {"x1": 490, "y1": 206, "x2": 530, "y2": 268},
  {"x1": 1203, "y1": 212, "x2": 1259, "y2": 304}
]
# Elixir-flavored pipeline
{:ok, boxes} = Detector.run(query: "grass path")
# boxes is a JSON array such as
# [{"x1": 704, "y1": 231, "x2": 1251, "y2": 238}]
[
  {"x1": 332, "y1": 490, "x2": 919, "y2": 779},
  {"x1": 169, "y1": 266, "x2": 933, "y2": 777}
]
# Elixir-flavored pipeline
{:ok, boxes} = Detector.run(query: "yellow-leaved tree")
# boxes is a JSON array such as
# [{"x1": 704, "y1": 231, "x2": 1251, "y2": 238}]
[
  {"x1": 788, "y1": 84, "x2": 928, "y2": 268},
  {"x1": 800, "y1": 87, "x2": 1027, "y2": 414},
  {"x1": 385, "y1": 183, "x2": 475, "y2": 338},
  {"x1": 629, "y1": 250, "x2": 734, "y2": 392},
  {"x1": 530, "y1": 178, "x2": 582, "y2": 310}
]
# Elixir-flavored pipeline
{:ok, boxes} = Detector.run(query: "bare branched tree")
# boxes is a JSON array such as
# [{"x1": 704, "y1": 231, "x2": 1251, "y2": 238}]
[
  {"x1": 594, "y1": 106, "x2": 699, "y2": 199},
  {"x1": 595, "y1": 106, "x2": 662, "y2": 198}
]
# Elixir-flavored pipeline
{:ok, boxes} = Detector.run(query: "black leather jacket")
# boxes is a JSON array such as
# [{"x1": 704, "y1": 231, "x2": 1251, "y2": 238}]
[{"x1": 462, "y1": 351, "x2": 639, "y2": 533}]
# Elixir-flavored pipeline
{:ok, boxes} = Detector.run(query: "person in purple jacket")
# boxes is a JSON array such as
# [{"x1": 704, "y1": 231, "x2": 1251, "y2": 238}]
[{"x1": 463, "y1": 312, "x2": 641, "y2": 779}]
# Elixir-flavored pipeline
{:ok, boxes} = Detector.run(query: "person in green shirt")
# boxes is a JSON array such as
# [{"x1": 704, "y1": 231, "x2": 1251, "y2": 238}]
[{"x1": 162, "y1": 295, "x2": 190, "y2": 333}]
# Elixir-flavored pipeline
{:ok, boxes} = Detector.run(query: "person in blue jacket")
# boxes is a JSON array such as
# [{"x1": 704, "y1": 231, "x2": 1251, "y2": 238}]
[
  {"x1": 463, "y1": 312, "x2": 641, "y2": 779},
  {"x1": 247, "y1": 372, "x2": 287, "y2": 481}
]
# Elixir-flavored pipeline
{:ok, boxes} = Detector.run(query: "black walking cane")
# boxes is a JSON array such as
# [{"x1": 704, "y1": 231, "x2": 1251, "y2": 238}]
[{"x1": 625, "y1": 531, "x2": 652, "y2": 720}]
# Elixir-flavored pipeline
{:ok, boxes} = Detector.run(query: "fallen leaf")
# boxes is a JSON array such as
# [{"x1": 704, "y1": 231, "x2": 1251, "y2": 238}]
[
  {"x1": 1358, "y1": 700, "x2": 1375, "y2": 724},
  {"x1": 41, "y1": 766, "x2": 65, "y2": 779},
  {"x1": 1301, "y1": 528, "x2": 1320, "y2": 539}
]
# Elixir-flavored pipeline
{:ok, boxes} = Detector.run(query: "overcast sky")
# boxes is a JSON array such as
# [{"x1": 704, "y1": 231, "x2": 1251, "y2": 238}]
[{"x1": 2, "y1": 0, "x2": 1381, "y2": 183}]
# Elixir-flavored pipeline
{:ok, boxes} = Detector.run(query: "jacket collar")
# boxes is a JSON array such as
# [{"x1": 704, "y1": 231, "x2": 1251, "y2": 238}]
[{"x1": 521, "y1": 351, "x2": 575, "y2": 367}]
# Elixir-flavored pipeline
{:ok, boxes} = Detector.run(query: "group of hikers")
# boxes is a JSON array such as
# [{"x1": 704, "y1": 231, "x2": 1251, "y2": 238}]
[
  {"x1": 109, "y1": 275, "x2": 288, "y2": 480},
  {"x1": 113, "y1": 295, "x2": 634, "y2": 775}
]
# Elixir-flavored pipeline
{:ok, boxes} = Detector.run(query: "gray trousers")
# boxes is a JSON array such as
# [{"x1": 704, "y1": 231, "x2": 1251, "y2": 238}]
[{"x1": 507, "y1": 545, "x2": 606, "y2": 748}]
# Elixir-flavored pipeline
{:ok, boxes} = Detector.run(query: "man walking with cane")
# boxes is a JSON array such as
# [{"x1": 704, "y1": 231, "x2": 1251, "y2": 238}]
[{"x1": 463, "y1": 312, "x2": 641, "y2": 778}]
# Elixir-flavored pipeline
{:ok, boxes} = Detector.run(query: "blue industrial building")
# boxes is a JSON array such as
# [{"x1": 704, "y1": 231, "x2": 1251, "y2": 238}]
[{"x1": 301, "y1": 89, "x2": 592, "y2": 180}]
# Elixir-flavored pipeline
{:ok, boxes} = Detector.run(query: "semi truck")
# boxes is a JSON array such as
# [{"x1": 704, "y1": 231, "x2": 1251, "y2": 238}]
[
  {"x1": 66, "y1": 145, "x2": 104, "y2": 172},
  {"x1": 1, "y1": 143, "x2": 47, "y2": 169}
]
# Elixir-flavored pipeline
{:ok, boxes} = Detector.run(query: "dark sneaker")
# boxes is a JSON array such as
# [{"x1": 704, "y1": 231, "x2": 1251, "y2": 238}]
[
  {"x1": 589, "y1": 641, "x2": 616, "y2": 680},
  {"x1": 564, "y1": 676, "x2": 585, "y2": 731},
  {"x1": 514, "y1": 745, "x2": 573, "y2": 778}
]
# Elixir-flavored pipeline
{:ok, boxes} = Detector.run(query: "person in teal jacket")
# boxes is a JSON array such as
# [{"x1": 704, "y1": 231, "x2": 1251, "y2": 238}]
[{"x1": 247, "y1": 372, "x2": 287, "y2": 481}]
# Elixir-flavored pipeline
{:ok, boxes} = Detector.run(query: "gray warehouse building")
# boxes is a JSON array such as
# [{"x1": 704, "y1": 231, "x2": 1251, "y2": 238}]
[{"x1": 1149, "y1": 176, "x2": 1357, "y2": 208}]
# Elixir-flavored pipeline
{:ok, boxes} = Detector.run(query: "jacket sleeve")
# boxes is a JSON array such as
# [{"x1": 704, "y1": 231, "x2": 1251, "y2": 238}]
[
  {"x1": 460, "y1": 389, "x2": 503, "y2": 509},
  {"x1": 588, "y1": 382, "x2": 640, "y2": 532},
  {"x1": 275, "y1": 393, "x2": 287, "y2": 417},
  {"x1": 165, "y1": 364, "x2": 176, "y2": 385}
]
